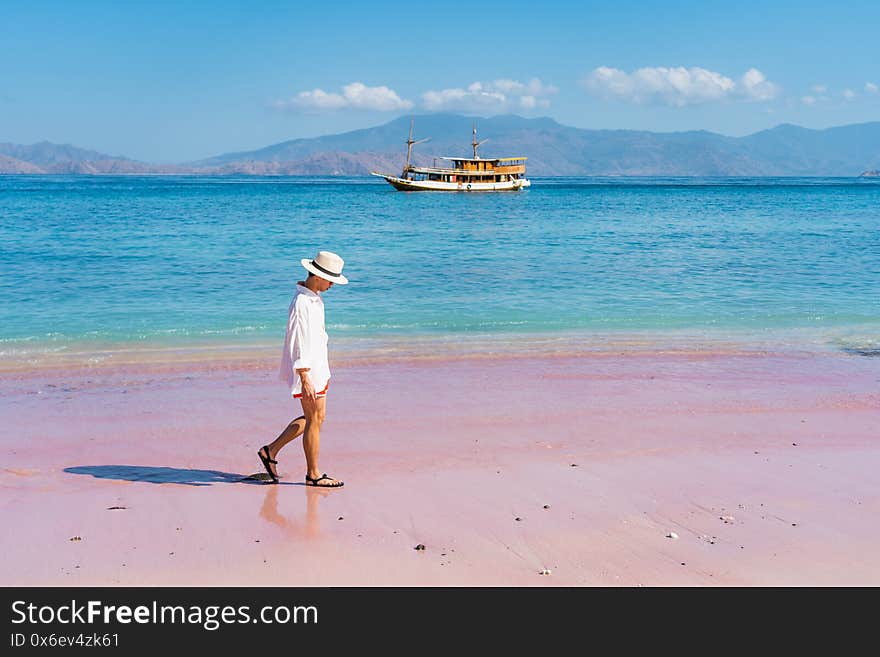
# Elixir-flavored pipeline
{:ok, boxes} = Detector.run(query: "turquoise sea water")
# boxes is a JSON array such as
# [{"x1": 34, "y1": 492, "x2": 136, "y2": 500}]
[{"x1": 1, "y1": 175, "x2": 878, "y2": 360}]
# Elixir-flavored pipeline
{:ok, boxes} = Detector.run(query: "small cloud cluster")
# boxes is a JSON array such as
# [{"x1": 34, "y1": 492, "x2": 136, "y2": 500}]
[
  {"x1": 275, "y1": 78, "x2": 556, "y2": 114},
  {"x1": 802, "y1": 83, "x2": 829, "y2": 105},
  {"x1": 422, "y1": 78, "x2": 558, "y2": 112},
  {"x1": 275, "y1": 82, "x2": 413, "y2": 113},
  {"x1": 801, "y1": 81, "x2": 880, "y2": 104},
  {"x1": 581, "y1": 66, "x2": 779, "y2": 106}
]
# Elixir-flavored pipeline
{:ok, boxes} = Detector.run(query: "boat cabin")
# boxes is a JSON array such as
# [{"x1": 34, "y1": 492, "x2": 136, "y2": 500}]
[{"x1": 405, "y1": 157, "x2": 527, "y2": 184}]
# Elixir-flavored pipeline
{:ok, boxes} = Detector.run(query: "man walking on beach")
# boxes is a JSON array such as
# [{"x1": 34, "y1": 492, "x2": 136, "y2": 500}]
[{"x1": 257, "y1": 250, "x2": 348, "y2": 487}]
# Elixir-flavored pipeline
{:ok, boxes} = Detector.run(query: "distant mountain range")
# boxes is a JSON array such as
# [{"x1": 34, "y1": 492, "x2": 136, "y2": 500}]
[{"x1": 3, "y1": 114, "x2": 880, "y2": 176}]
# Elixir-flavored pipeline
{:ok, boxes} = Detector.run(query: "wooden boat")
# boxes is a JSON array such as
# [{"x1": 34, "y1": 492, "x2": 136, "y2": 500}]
[{"x1": 371, "y1": 121, "x2": 530, "y2": 191}]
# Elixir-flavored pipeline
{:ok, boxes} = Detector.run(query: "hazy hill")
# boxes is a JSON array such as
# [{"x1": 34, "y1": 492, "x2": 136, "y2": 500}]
[
  {"x1": 0, "y1": 141, "x2": 162, "y2": 174},
  {"x1": 0, "y1": 153, "x2": 43, "y2": 173},
  {"x1": 3, "y1": 115, "x2": 880, "y2": 176}
]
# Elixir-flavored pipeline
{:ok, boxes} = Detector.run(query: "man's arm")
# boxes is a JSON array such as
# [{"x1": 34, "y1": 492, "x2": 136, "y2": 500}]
[
  {"x1": 296, "y1": 367, "x2": 316, "y2": 402},
  {"x1": 291, "y1": 302, "x2": 317, "y2": 402}
]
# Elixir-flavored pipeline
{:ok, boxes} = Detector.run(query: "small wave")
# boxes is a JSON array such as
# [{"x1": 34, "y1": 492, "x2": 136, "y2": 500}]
[
  {"x1": 0, "y1": 332, "x2": 71, "y2": 343},
  {"x1": 149, "y1": 326, "x2": 268, "y2": 336},
  {"x1": 832, "y1": 334, "x2": 880, "y2": 357},
  {"x1": 840, "y1": 346, "x2": 880, "y2": 357},
  {"x1": 0, "y1": 345, "x2": 70, "y2": 357},
  {"x1": 328, "y1": 319, "x2": 536, "y2": 331}
]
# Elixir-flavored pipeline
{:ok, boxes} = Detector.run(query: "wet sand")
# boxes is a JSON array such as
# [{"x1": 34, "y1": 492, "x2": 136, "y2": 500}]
[{"x1": 1, "y1": 346, "x2": 878, "y2": 586}]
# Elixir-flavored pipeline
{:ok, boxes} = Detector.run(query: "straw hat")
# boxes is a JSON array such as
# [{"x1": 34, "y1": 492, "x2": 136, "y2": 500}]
[{"x1": 301, "y1": 250, "x2": 349, "y2": 284}]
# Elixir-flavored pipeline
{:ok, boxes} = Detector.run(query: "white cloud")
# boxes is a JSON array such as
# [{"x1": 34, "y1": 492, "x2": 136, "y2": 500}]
[
  {"x1": 866, "y1": 82, "x2": 879, "y2": 94},
  {"x1": 342, "y1": 82, "x2": 414, "y2": 111},
  {"x1": 581, "y1": 66, "x2": 779, "y2": 106},
  {"x1": 738, "y1": 68, "x2": 779, "y2": 101},
  {"x1": 279, "y1": 88, "x2": 347, "y2": 111},
  {"x1": 275, "y1": 82, "x2": 413, "y2": 112},
  {"x1": 801, "y1": 87, "x2": 830, "y2": 105},
  {"x1": 422, "y1": 83, "x2": 505, "y2": 112},
  {"x1": 421, "y1": 78, "x2": 557, "y2": 112},
  {"x1": 843, "y1": 88, "x2": 856, "y2": 101}
]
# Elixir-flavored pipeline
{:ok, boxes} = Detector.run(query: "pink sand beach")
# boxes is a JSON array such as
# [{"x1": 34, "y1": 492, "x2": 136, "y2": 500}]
[{"x1": 2, "y1": 341, "x2": 878, "y2": 586}]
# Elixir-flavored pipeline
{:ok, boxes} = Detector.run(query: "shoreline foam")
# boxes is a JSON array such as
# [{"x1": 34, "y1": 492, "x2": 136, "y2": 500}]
[{"x1": 3, "y1": 324, "x2": 878, "y2": 374}]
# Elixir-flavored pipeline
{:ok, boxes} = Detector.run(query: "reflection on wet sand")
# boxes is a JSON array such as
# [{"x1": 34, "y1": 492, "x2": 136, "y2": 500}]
[{"x1": 259, "y1": 484, "x2": 328, "y2": 540}]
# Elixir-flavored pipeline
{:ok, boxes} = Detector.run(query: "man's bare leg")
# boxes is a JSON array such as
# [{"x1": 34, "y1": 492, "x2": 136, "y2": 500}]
[
  {"x1": 269, "y1": 416, "x2": 306, "y2": 457},
  {"x1": 259, "y1": 416, "x2": 305, "y2": 479},
  {"x1": 301, "y1": 395, "x2": 343, "y2": 487}
]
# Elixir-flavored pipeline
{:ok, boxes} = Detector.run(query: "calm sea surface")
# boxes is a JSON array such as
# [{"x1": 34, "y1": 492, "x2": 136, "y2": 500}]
[{"x1": 1, "y1": 175, "x2": 878, "y2": 360}]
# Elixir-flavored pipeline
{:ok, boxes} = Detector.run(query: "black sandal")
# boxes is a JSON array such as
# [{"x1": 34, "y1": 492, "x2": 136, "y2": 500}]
[
  {"x1": 305, "y1": 473, "x2": 344, "y2": 488},
  {"x1": 257, "y1": 446, "x2": 279, "y2": 483}
]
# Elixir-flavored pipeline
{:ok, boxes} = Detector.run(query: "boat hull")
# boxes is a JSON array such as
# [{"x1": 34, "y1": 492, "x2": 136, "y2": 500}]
[{"x1": 371, "y1": 172, "x2": 530, "y2": 192}]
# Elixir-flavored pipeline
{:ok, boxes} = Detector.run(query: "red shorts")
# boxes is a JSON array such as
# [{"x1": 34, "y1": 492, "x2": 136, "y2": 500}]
[{"x1": 294, "y1": 382, "x2": 329, "y2": 399}]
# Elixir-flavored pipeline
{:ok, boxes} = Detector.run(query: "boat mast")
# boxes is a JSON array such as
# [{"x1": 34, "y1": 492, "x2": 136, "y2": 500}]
[
  {"x1": 403, "y1": 119, "x2": 429, "y2": 177},
  {"x1": 471, "y1": 123, "x2": 488, "y2": 159}
]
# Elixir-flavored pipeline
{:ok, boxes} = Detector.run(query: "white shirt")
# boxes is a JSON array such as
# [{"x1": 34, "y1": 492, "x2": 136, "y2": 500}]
[{"x1": 279, "y1": 283, "x2": 330, "y2": 396}]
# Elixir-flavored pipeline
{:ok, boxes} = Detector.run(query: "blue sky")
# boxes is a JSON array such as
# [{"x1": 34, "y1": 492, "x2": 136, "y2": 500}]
[{"x1": 1, "y1": 0, "x2": 877, "y2": 162}]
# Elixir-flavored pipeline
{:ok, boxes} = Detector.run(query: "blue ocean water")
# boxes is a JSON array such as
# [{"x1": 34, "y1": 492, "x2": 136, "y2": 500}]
[{"x1": 1, "y1": 175, "x2": 878, "y2": 358}]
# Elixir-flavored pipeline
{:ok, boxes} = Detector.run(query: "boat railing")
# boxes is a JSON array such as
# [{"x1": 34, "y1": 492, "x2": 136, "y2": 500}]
[{"x1": 407, "y1": 165, "x2": 525, "y2": 175}]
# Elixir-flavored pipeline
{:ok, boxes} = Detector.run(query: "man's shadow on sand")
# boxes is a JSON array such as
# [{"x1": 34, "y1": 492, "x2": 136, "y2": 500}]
[{"x1": 64, "y1": 465, "x2": 301, "y2": 487}]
